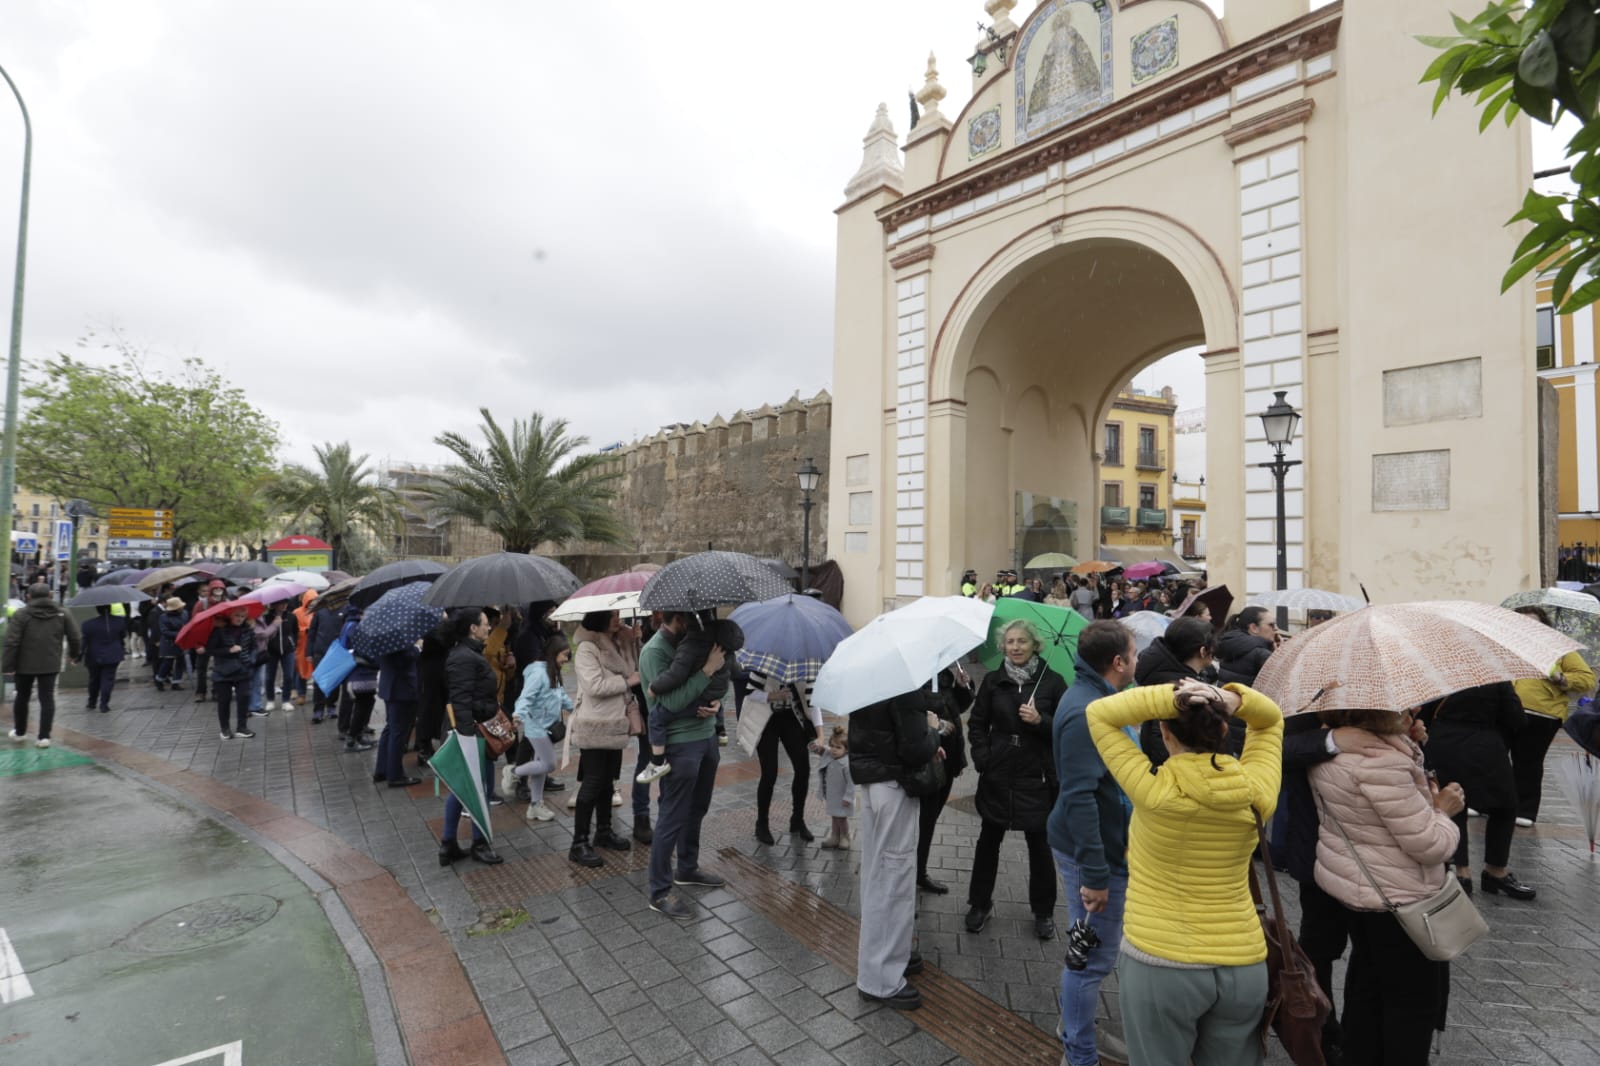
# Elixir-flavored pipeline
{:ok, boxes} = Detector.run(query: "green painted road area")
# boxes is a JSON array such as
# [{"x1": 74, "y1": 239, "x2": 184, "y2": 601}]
[{"x1": 0, "y1": 757, "x2": 377, "y2": 1066}]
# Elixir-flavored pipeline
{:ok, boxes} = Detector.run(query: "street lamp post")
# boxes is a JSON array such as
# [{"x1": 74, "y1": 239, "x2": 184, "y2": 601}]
[
  {"x1": 796, "y1": 457, "x2": 822, "y2": 592},
  {"x1": 0, "y1": 63, "x2": 32, "y2": 619},
  {"x1": 1256, "y1": 390, "x2": 1301, "y2": 631}
]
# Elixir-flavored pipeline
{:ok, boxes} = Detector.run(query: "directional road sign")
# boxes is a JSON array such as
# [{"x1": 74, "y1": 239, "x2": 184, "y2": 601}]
[
  {"x1": 107, "y1": 538, "x2": 173, "y2": 550},
  {"x1": 105, "y1": 548, "x2": 173, "y2": 561}
]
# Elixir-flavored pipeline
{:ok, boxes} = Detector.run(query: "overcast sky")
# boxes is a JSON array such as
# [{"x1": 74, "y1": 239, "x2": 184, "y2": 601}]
[{"x1": 0, "y1": 0, "x2": 1565, "y2": 474}]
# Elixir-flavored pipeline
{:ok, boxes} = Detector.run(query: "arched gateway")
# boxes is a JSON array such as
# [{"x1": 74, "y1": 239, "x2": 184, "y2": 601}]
[{"x1": 828, "y1": 0, "x2": 1540, "y2": 624}]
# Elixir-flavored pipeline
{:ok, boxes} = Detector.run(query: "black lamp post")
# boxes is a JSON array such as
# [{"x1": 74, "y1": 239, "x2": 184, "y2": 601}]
[
  {"x1": 1256, "y1": 390, "x2": 1301, "y2": 630},
  {"x1": 797, "y1": 457, "x2": 822, "y2": 592}
]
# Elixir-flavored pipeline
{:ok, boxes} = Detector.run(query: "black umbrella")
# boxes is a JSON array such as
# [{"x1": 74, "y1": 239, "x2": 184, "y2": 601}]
[
  {"x1": 310, "y1": 576, "x2": 361, "y2": 613},
  {"x1": 639, "y1": 551, "x2": 795, "y2": 612},
  {"x1": 350, "y1": 559, "x2": 448, "y2": 609},
  {"x1": 216, "y1": 560, "x2": 283, "y2": 581},
  {"x1": 760, "y1": 557, "x2": 799, "y2": 581},
  {"x1": 94, "y1": 569, "x2": 143, "y2": 587},
  {"x1": 67, "y1": 585, "x2": 153, "y2": 607},
  {"x1": 424, "y1": 552, "x2": 581, "y2": 609}
]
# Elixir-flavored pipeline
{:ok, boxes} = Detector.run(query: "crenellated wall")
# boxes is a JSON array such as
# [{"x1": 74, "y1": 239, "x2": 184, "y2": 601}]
[{"x1": 587, "y1": 391, "x2": 833, "y2": 564}]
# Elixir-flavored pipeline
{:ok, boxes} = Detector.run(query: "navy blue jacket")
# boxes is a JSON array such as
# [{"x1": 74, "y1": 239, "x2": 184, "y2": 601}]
[
  {"x1": 1281, "y1": 715, "x2": 1338, "y2": 885},
  {"x1": 1046, "y1": 657, "x2": 1130, "y2": 891},
  {"x1": 81, "y1": 614, "x2": 128, "y2": 666},
  {"x1": 206, "y1": 620, "x2": 256, "y2": 682},
  {"x1": 378, "y1": 645, "x2": 421, "y2": 704},
  {"x1": 308, "y1": 606, "x2": 346, "y2": 661},
  {"x1": 157, "y1": 609, "x2": 187, "y2": 658}
]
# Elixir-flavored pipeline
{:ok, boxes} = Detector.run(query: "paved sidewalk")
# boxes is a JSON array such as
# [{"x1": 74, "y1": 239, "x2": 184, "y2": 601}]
[{"x1": 33, "y1": 669, "x2": 1600, "y2": 1065}]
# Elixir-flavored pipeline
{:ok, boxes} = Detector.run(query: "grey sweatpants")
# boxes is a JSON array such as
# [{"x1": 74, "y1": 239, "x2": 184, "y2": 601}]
[
  {"x1": 856, "y1": 780, "x2": 919, "y2": 998},
  {"x1": 513, "y1": 734, "x2": 558, "y2": 805},
  {"x1": 1119, "y1": 951, "x2": 1267, "y2": 1066}
]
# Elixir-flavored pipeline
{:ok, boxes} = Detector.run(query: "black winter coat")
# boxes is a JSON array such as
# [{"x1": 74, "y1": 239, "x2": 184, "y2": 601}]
[
  {"x1": 206, "y1": 621, "x2": 256, "y2": 683},
  {"x1": 1422, "y1": 681, "x2": 1524, "y2": 812},
  {"x1": 849, "y1": 685, "x2": 941, "y2": 788},
  {"x1": 1216, "y1": 629, "x2": 1274, "y2": 686},
  {"x1": 1135, "y1": 638, "x2": 1245, "y2": 767},
  {"x1": 968, "y1": 662, "x2": 1068, "y2": 831},
  {"x1": 445, "y1": 637, "x2": 500, "y2": 733},
  {"x1": 933, "y1": 668, "x2": 973, "y2": 780},
  {"x1": 1281, "y1": 715, "x2": 1338, "y2": 885}
]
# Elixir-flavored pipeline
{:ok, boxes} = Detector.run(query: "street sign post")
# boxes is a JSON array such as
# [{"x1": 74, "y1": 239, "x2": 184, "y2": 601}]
[
  {"x1": 52, "y1": 520, "x2": 70, "y2": 562},
  {"x1": 103, "y1": 508, "x2": 175, "y2": 565}
]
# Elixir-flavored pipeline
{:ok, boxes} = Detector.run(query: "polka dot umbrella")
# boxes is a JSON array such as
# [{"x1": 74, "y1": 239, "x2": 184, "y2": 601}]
[
  {"x1": 639, "y1": 551, "x2": 796, "y2": 613},
  {"x1": 351, "y1": 582, "x2": 446, "y2": 659}
]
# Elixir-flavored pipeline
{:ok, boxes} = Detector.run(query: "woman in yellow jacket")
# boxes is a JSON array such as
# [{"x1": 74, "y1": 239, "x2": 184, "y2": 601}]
[
  {"x1": 1510, "y1": 606, "x2": 1596, "y2": 825},
  {"x1": 1088, "y1": 677, "x2": 1284, "y2": 1066}
]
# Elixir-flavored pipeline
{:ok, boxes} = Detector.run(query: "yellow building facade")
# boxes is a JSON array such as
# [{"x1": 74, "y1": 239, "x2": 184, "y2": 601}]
[
  {"x1": 1538, "y1": 274, "x2": 1600, "y2": 574},
  {"x1": 1099, "y1": 387, "x2": 1175, "y2": 549}
]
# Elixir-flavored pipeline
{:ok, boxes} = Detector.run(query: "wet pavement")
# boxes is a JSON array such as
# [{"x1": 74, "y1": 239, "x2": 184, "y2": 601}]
[
  {"x1": 16, "y1": 664, "x2": 1600, "y2": 1065},
  {"x1": 0, "y1": 757, "x2": 376, "y2": 1066}
]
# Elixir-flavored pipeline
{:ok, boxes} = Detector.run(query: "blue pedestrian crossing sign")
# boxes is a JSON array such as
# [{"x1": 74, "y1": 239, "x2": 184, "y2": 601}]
[{"x1": 53, "y1": 520, "x2": 72, "y2": 562}]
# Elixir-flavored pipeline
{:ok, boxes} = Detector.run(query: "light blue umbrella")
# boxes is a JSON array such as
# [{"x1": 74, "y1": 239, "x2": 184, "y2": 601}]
[{"x1": 731, "y1": 594, "x2": 854, "y2": 685}]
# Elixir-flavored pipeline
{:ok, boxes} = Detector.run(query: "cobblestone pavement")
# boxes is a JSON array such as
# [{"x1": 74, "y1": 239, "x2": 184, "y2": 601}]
[{"x1": 40, "y1": 668, "x2": 1600, "y2": 1065}]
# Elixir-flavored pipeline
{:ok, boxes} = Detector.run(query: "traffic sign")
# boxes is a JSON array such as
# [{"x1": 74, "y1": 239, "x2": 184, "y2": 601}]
[
  {"x1": 53, "y1": 520, "x2": 72, "y2": 562},
  {"x1": 107, "y1": 508, "x2": 173, "y2": 519},
  {"x1": 107, "y1": 538, "x2": 173, "y2": 550},
  {"x1": 108, "y1": 523, "x2": 172, "y2": 536},
  {"x1": 106, "y1": 548, "x2": 173, "y2": 561}
]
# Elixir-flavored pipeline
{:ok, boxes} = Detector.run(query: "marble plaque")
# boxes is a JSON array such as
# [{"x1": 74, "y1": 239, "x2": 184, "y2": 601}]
[
  {"x1": 1372, "y1": 450, "x2": 1450, "y2": 512},
  {"x1": 1382, "y1": 358, "x2": 1482, "y2": 427}
]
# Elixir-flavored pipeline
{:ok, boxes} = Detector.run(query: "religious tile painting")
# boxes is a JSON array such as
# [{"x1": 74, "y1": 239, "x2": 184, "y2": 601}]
[
  {"x1": 968, "y1": 106, "x2": 1002, "y2": 159},
  {"x1": 1015, "y1": 0, "x2": 1114, "y2": 144},
  {"x1": 1131, "y1": 16, "x2": 1179, "y2": 85}
]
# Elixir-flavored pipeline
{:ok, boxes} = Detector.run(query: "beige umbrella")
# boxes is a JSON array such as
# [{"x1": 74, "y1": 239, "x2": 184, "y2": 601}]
[
  {"x1": 133, "y1": 565, "x2": 203, "y2": 593},
  {"x1": 1254, "y1": 601, "x2": 1581, "y2": 716}
]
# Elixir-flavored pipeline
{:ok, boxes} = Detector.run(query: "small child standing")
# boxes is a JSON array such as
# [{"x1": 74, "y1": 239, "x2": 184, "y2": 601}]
[
  {"x1": 636, "y1": 617, "x2": 743, "y2": 784},
  {"x1": 816, "y1": 723, "x2": 852, "y2": 850}
]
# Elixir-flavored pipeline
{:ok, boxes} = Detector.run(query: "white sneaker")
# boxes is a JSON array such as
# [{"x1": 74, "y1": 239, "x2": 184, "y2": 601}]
[
  {"x1": 525, "y1": 802, "x2": 555, "y2": 822},
  {"x1": 35, "y1": 738, "x2": 50, "y2": 749},
  {"x1": 7, "y1": 730, "x2": 24, "y2": 743},
  {"x1": 1516, "y1": 816, "x2": 1535, "y2": 828},
  {"x1": 1467, "y1": 808, "x2": 1483, "y2": 818},
  {"x1": 499, "y1": 764, "x2": 518, "y2": 795},
  {"x1": 567, "y1": 792, "x2": 578, "y2": 809},
  {"x1": 636, "y1": 761, "x2": 672, "y2": 785},
  {"x1": 220, "y1": 731, "x2": 233, "y2": 740},
  {"x1": 612, "y1": 789, "x2": 623, "y2": 808}
]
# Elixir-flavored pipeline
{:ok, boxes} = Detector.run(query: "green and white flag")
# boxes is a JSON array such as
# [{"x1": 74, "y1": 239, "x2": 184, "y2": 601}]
[{"x1": 430, "y1": 731, "x2": 493, "y2": 844}]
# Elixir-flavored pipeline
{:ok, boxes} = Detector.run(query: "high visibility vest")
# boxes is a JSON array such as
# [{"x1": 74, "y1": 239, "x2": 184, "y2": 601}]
[{"x1": 961, "y1": 582, "x2": 977, "y2": 597}]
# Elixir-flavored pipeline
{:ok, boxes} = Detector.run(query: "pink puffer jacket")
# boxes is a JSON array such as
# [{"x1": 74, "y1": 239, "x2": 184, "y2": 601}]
[{"x1": 1309, "y1": 733, "x2": 1460, "y2": 912}]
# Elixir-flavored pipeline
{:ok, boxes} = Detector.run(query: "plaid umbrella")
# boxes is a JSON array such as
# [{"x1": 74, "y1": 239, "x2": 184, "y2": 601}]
[
  {"x1": 639, "y1": 551, "x2": 794, "y2": 612},
  {"x1": 731, "y1": 593, "x2": 853, "y2": 685},
  {"x1": 1254, "y1": 601, "x2": 1581, "y2": 716},
  {"x1": 350, "y1": 583, "x2": 445, "y2": 659}
]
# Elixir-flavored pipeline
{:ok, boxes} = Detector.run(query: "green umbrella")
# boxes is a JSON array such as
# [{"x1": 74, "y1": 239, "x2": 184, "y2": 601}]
[
  {"x1": 429, "y1": 728, "x2": 493, "y2": 844},
  {"x1": 977, "y1": 598, "x2": 1090, "y2": 684}
]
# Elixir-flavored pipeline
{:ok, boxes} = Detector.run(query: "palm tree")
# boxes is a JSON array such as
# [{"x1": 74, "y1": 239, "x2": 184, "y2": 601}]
[
  {"x1": 419, "y1": 409, "x2": 625, "y2": 554},
  {"x1": 263, "y1": 442, "x2": 404, "y2": 569}
]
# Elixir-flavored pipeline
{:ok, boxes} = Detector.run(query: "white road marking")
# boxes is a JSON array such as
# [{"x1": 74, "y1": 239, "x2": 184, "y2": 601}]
[
  {"x1": 0, "y1": 927, "x2": 33, "y2": 1004},
  {"x1": 151, "y1": 1041, "x2": 243, "y2": 1066}
]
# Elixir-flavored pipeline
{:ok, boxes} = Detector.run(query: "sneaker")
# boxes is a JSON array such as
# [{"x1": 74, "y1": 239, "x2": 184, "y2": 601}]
[
  {"x1": 857, "y1": 985, "x2": 921, "y2": 1011},
  {"x1": 7, "y1": 730, "x2": 24, "y2": 743},
  {"x1": 636, "y1": 761, "x2": 672, "y2": 785},
  {"x1": 249, "y1": 708, "x2": 270, "y2": 718},
  {"x1": 649, "y1": 893, "x2": 695, "y2": 921},
  {"x1": 525, "y1": 802, "x2": 555, "y2": 822},
  {"x1": 611, "y1": 789, "x2": 623, "y2": 808},
  {"x1": 220, "y1": 731, "x2": 234, "y2": 740},
  {"x1": 673, "y1": 868, "x2": 726, "y2": 888},
  {"x1": 566, "y1": 792, "x2": 578, "y2": 809},
  {"x1": 35, "y1": 738, "x2": 50, "y2": 749},
  {"x1": 1467, "y1": 808, "x2": 1483, "y2": 818},
  {"x1": 1515, "y1": 816, "x2": 1535, "y2": 828},
  {"x1": 964, "y1": 905, "x2": 992, "y2": 934},
  {"x1": 345, "y1": 741, "x2": 375, "y2": 753},
  {"x1": 717, "y1": 732, "x2": 729, "y2": 747},
  {"x1": 488, "y1": 796, "x2": 505, "y2": 807},
  {"x1": 500, "y1": 764, "x2": 518, "y2": 795},
  {"x1": 234, "y1": 730, "x2": 256, "y2": 739},
  {"x1": 262, "y1": 700, "x2": 278, "y2": 712}
]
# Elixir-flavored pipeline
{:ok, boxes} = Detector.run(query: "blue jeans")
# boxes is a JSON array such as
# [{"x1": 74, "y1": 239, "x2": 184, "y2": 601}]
[
  {"x1": 647, "y1": 736, "x2": 719, "y2": 898},
  {"x1": 1053, "y1": 849, "x2": 1129, "y2": 1066},
  {"x1": 442, "y1": 742, "x2": 489, "y2": 845}
]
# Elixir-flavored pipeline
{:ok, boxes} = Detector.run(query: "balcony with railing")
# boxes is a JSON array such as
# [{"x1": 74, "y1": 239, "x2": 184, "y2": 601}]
[
  {"x1": 1101, "y1": 506, "x2": 1130, "y2": 527},
  {"x1": 1137, "y1": 508, "x2": 1168, "y2": 529},
  {"x1": 1103, "y1": 447, "x2": 1123, "y2": 467},
  {"x1": 1136, "y1": 448, "x2": 1166, "y2": 471}
]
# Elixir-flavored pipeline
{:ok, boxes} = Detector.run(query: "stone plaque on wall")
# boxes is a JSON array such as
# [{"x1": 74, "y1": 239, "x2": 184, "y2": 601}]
[
  {"x1": 1372, "y1": 450, "x2": 1450, "y2": 512},
  {"x1": 1382, "y1": 358, "x2": 1482, "y2": 427}
]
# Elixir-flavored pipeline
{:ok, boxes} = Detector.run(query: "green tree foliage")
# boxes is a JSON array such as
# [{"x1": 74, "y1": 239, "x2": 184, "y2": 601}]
[
  {"x1": 17, "y1": 348, "x2": 276, "y2": 553},
  {"x1": 262, "y1": 442, "x2": 403, "y2": 570},
  {"x1": 419, "y1": 409, "x2": 625, "y2": 555},
  {"x1": 1423, "y1": 1, "x2": 1600, "y2": 311}
]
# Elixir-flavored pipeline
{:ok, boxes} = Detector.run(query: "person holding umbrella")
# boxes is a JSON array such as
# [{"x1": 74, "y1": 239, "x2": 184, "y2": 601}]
[
  {"x1": 191, "y1": 579, "x2": 228, "y2": 702},
  {"x1": 1509, "y1": 605, "x2": 1596, "y2": 825},
  {"x1": 569, "y1": 611, "x2": 641, "y2": 868},
  {"x1": 80, "y1": 606, "x2": 128, "y2": 713},
  {"x1": 438, "y1": 607, "x2": 504, "y2": 867},
  {"x1": 966, "y1": 619, "x2": 1067, "y2": 940},
  {"x1": 207, "y1": 603, "x2": 258, "y2": 740}
]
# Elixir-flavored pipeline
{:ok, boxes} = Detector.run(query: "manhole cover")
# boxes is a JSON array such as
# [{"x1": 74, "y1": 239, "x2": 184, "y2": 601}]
[{"x1": 121, "y1": 894, "x2": 280, "y2": 954}]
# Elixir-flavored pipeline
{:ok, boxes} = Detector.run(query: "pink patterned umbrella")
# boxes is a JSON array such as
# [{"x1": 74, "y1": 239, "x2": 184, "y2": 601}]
[
  {"x1": 1254, "y1": 601, "x2": 1581, "y2": 716},
  {"x1": 571, "y1": 571, "x2": 653, "y2": 598}
]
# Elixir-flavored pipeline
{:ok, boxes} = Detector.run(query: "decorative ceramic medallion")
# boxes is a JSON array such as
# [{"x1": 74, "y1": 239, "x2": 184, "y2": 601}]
[
  {"x1": 969, "y1": 106, "x2": 1002, "y2": 159},
  {"x1": 1131, "y1": 16, "x2": 1179, "y2": 85},
  {"x1": 1014, "y1": 0, "x2": 1114, "y2": 144}
]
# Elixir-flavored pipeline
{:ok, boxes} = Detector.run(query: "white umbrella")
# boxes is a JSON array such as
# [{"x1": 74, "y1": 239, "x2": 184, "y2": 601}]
[
  {"x1": 1554, "y1": 752, "x2": 1600, "y2": 856},
  {"x1": 1246, "y1": 588, "x2": 1367, "y2": 613},
  {"x1": 549, "y1": 590, "x2": 643, "y2": 622},
  {"x1": 264, "y1": 569, "x2": 330, "y2": 591},
  {"x1": 1120, "y1": 611, "x2": 1171, "y2": 653},
  {"x1": 811, "y1": 596, "x2": 992, "y2": 716}
]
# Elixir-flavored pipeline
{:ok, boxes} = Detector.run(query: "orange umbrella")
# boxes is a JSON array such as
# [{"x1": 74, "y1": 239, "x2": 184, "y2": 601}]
[
  {"x1": 1071, "y1": 560, "x2": 1119, "y2": 575},
  {"x1": 1254, "y1": 601, "x2": 1580, "y2": 716}
]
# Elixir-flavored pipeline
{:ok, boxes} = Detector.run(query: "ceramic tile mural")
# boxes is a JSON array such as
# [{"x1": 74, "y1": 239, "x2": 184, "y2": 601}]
[
  {"x1": 1015, "y1": 0, "x2": 1114, "y2": 144},
  {"x1": 1131, "y1": 16, "x2": 1179, "y2": 85},
  {"x1": 968, "y1": 106, "x2": 1002, "y2": 159}
]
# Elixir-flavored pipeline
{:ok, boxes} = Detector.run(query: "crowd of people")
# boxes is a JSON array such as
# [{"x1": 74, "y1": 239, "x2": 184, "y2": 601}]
[{"x1": 4, "y1": 558, "x2": 1592, "y2": 1066}]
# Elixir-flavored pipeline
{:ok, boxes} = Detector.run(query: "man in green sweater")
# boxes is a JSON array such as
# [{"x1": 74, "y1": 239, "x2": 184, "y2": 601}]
[{"x1": 640, "y1": 611, "x2": 727, "y2": 920}]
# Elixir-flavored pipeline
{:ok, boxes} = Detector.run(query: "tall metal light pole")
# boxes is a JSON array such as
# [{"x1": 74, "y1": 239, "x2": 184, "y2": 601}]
[
  {"x1": 0, "y1": 63, "x2": 31, "y2": 604},
  {"x1": 1256, "y1": 390, "x2": 1301, "y2": 631},
  {"x1": 796, "y1": 457, "x2": 821, "y2": 592}
]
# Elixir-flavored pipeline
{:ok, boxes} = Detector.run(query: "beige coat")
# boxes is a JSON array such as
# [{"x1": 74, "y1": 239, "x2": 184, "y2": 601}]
[
  {"x1": 570, "y1": 627, "x2": 636, "y2": 751},
  {"x1": 1309, "y1": 733, "x2": 1460, "y2": 911}
]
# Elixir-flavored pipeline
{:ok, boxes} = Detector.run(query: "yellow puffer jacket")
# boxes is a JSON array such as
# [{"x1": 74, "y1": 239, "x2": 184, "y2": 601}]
[
  {"x1": 1087, "y1": 684, "x2": 1284, "y2": 967},
  {"x1": 1513, "y1": 651, "x2": 1596, "y2": 722}
]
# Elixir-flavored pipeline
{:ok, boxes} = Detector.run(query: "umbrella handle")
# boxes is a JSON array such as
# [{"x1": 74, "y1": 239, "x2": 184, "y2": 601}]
[{"x1": 445, "y1": 702, "x2": 458, "y2": 730}]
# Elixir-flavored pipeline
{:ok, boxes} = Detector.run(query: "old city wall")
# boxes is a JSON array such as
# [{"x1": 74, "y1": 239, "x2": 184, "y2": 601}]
[{"x1": 560, "y1": 393, "x2": 831, "y2": 579}]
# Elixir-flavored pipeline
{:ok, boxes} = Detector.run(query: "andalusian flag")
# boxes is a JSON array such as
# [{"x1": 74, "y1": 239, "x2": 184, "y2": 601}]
[{"x1": 430, "y1": 730, "x2": 493, "y2": 844}]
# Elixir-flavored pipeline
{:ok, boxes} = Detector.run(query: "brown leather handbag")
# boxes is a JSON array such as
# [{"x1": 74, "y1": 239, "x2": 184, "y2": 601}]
[{"x1": 1250, "y1": 811, "x2": 1332, "y2": 1066}]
